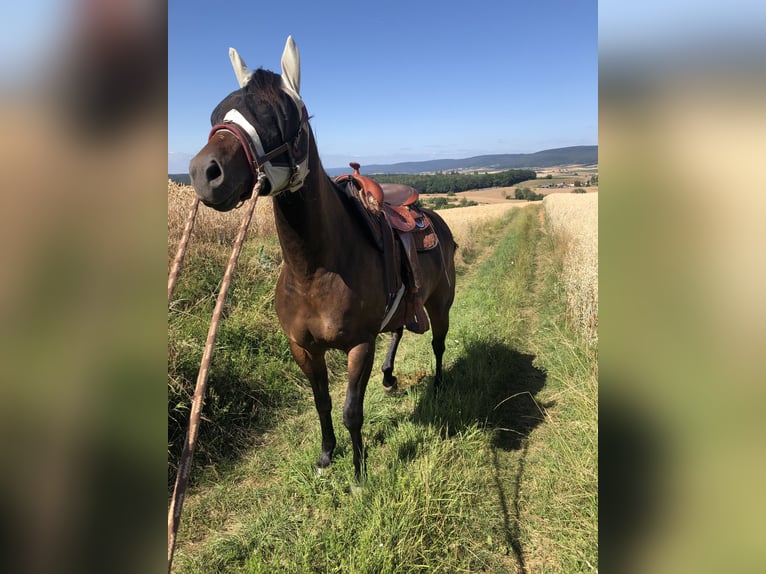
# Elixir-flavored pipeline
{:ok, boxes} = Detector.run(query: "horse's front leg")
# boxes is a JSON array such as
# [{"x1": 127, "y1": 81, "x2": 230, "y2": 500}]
[
  {"x1": 381, "y1": 326, "x2": 404, "y2": 391},
  {"x1": 344, "y1": 340, "x2": 375, "y2": 481},
  {"x1": 289, "y1": 341, "x2": 336, "y2": 469}
]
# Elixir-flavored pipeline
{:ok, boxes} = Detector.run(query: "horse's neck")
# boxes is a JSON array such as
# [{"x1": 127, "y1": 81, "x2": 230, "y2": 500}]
[{"x1": 272, "y1": 132, "x2": 348, "y2": 278}]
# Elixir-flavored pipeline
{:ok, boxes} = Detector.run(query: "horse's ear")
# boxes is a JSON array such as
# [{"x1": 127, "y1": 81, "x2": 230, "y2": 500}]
[
  {"x1": 281, "y1": 36, "x2": 301, "y2": 95},
  {"x1": 229, "y1": 47, "x2": 252, "y2": 88}
]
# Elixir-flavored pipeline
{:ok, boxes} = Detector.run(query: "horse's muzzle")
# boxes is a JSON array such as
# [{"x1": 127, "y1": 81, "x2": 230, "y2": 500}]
[{"x1": 189, "y1": 153, "x2": 241, "y2": 211}]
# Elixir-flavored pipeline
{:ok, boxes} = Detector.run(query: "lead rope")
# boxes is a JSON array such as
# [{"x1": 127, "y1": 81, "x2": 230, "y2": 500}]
[
  {"x1": 167, "y1": 178, "x2": 263, "y2": 573},
  {"x1": 168, "y1": 197, "x2": 200, "y2": 303}
]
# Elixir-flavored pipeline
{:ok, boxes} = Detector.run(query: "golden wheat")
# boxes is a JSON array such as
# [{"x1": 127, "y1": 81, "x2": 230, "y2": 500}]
[
  {"x1": 542, "y1": 193, "x2": 598, "y2": 343},
  {"x1": 167, "y1": 181, "x2": 275, "y2": 259}
]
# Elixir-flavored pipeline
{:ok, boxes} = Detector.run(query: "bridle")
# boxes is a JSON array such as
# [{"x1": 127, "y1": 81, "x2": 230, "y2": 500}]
[{"x1": 208, "y1": 100, "x2": 310, "y2": 202}]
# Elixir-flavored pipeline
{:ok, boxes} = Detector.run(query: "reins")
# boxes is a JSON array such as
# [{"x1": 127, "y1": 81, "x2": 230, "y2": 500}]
[
  {"x1": 167, "y1": 176, "x2": 264, "y2": 573},
  {"x1": 167, "y1": 197, "x2": 199, "y2": 303}
]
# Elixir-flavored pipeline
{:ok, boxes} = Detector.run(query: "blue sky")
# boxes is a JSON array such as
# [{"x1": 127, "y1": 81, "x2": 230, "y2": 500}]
[
  {"x1": 168, "y1": 0, "x2": 597, "y2": 172},
  {"x1": 599, "y1": 0, "x2": 766, "y2": 57}
]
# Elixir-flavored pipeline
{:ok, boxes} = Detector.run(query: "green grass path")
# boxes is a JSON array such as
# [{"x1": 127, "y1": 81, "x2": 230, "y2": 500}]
[{"x1": 171, "y1": 205, "x2": 597, "y2": 573}]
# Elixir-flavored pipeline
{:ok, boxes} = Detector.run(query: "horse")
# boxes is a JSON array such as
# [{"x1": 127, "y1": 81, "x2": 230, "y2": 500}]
[{"x1": 188, "y1": 37, "x2": 456, "y2": 480}]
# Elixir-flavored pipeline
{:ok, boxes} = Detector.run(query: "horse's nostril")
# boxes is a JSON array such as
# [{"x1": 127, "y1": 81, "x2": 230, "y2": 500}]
[{"x1": 206, "y1": 160, "x2": 222, "y2": 182}]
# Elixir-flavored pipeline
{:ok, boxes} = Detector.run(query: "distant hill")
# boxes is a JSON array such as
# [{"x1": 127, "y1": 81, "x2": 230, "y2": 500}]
[
  {"x1": 169, "y1": 145, "x2": 597, "y2": 182},
  {"x1": 325, "y1": 145, "x2": 598, "y2": 176}
]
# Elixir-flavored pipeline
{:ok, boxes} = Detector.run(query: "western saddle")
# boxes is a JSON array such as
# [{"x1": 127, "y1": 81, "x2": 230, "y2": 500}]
[{"x1": 334, "y1": 162, "x2": 438, "y2": 333}]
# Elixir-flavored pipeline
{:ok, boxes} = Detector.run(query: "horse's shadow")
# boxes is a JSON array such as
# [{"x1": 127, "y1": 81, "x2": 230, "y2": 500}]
[
  {"x1": 411, "y1": 339, "x2": 552, "y2": 450},
  {"x1": 409, "y1": 339, "x2": 552, "y2": 573}
]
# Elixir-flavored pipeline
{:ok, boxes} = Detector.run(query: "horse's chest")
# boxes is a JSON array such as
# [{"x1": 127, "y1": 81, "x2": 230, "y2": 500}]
[{"x1": 274, "y1": 271, "x2": 380, "y2": 347}]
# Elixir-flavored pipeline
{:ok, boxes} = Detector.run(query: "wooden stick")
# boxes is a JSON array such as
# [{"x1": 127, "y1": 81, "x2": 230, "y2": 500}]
[
  {"x1": 167, "y1": 187, "x2": 260, "y2": 572},
  {"x1": 168, "y1": 196, "x2": 200, "y2": 304}
]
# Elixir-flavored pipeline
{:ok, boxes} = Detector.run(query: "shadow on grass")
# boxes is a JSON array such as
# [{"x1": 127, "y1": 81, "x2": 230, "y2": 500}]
[
  {"x1": 412, "y1": 339, "x2": 551, "y2": 450},
  {"x1": 412, "y1": 338, "x2": 554, "y2": 574},
  {"x1": 167, "y1": 325, "x2": 307, "y2": 491}
]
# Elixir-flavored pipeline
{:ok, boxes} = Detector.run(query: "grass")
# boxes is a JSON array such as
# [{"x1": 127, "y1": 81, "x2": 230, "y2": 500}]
[
  {"x1": 437, "y1": 203, "x2": 525, "y2": 272},
  {"x1": 168, "y1": 184, "x2": 302, "y2": 481},
  {"x1": 168, "y1": 189, "x2": 597, "y2": 572}
]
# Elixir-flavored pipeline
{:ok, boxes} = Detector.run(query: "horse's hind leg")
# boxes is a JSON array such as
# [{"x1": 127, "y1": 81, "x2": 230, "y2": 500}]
[
  {"x1": 425, "y1": 299, "x2": 451, "y2": 392},
  {"x1": 381, "y1": 326, "x2": 404, "y2": 392},
  {"x1": 289, "y1": 341, "x2": 336, "y2": 469}
]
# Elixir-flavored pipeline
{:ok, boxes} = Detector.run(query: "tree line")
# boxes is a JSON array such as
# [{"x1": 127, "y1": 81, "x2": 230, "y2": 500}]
[
  {"x1": 371, "y1": 169, "x2": 536, "y2": 194},
  {"x1": 170, "y1": 168, "x2": 539, "y2": 195}
]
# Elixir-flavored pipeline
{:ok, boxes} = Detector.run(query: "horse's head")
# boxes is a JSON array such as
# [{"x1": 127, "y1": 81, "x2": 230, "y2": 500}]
[{"x1": 189, "y1": 36, "x2": 310, "y2": 211}]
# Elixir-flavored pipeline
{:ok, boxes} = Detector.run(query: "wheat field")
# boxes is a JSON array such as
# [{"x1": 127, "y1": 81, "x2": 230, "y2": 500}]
[
  {"x1": 167, "y1": 181, "x2": 275, "y2": 258},
  {"x1": 543, "y1": 192, "x2": 598, "y2": 343},
  {"x1": 168, "y1": 181, "x2": 524, "y2": 258}
]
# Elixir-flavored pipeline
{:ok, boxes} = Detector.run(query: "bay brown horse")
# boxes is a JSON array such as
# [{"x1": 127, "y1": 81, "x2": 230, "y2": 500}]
[{"x1": 189, "y1": 37, "x2": 456, "y2": 479}]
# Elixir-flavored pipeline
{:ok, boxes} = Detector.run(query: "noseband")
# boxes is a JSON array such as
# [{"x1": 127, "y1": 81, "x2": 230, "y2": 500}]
[{"x1": 208, "y1": 103, "x2": 310, "y2": 199}]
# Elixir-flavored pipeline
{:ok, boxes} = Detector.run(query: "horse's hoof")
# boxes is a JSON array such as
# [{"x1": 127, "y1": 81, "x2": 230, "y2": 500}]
[
  {"x1": 317, "y1": 453, "x2": 332, "y2": 469},
  {"x1": 382, "y1": 377, "x2": 398, "y2": 393}
]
